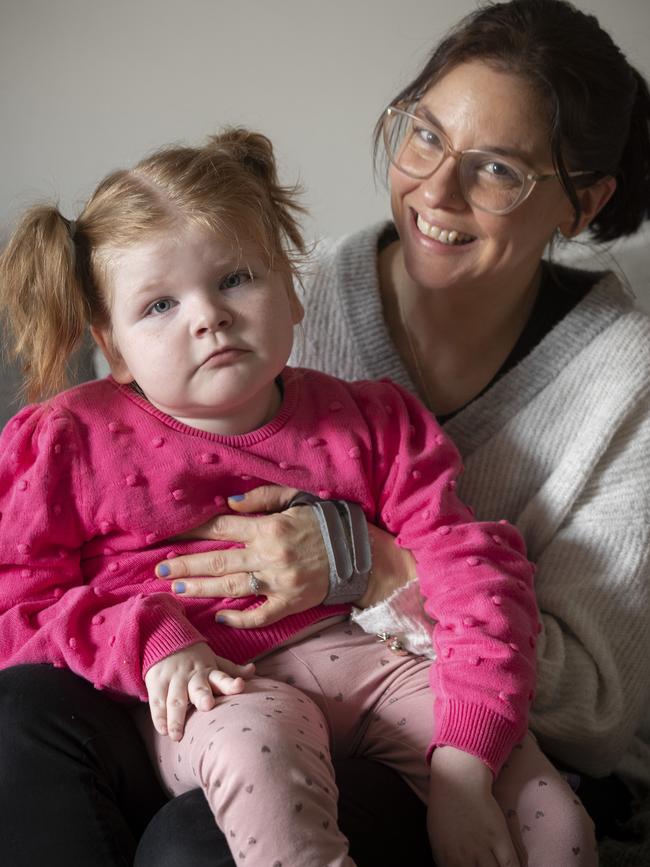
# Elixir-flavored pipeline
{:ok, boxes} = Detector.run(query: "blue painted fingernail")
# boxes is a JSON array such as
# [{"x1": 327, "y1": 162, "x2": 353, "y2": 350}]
[
  {"x1": 216, "y1": 615, "x2": 226, "y2": 623},
  {"x1": 173, "y1": 581, "x2": 186, "y2": 594},
  {"x1": 229, "y1": 494, "x2": 246, "y2": 501},
  {"x1": 158, "y1": 563, "x2": 171, "y2": 577}
]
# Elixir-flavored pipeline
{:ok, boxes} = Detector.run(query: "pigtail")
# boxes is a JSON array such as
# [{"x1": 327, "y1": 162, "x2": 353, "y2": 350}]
[
  {"x1": 206, "y1": 128, "x2": 307, "y2": 258},
  {"x1": 590, "y1": 69, "x2": 650, "y2": 242},
  {"x1": 0, "y1": 206, "x2": 90, "y2": 401}
]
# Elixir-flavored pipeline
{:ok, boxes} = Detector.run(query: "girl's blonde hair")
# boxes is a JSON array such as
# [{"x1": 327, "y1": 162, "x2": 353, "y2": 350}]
[{"x1": 0, "y1": 128, "x2": 306, "y2": 401}]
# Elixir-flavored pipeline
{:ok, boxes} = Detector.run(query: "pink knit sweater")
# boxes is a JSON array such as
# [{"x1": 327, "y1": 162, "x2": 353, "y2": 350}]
[{"x1": 0, "y1": 367, "x2": 537, "y2": 773}]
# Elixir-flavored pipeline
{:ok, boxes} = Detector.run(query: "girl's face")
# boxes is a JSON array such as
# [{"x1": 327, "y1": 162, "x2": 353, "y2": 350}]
[
  {"x1": 389, "y1": 60, "x2": 583, "y2": 300},
  {"x1": 93, "y1": 224, "x2": 303, "y2": 435}
]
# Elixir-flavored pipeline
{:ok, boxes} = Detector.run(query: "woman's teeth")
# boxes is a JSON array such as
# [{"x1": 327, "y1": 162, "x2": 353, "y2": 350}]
[{"x1": 416, "y1": 214, "x2": 473, "y2": 245}]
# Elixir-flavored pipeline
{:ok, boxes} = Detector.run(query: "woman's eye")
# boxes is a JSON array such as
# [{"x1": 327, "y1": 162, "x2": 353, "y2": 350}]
[
  {"x1": 414, "y1": 125, "x2": 443, "y2": 149},
  {"x1": 482, "y1": 160, "x2": 519, "y2": 183},
  {"x1": 221, "y1": 270, "x2": 252, "y2": 290},
  {"x1": 148, "y1": 299, "x2": 175, "y2": 315}
]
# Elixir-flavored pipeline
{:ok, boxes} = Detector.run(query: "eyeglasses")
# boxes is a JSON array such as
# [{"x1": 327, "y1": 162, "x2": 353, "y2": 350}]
[{"x1": 382, "y1": 105, "x2": 592, "y2": 216}]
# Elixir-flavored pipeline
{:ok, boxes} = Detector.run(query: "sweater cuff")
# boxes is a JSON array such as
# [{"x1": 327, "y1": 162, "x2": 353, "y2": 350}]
[
  {"x1": 140, "y1": 602, "x2": 206, "y2": 681},
  {"x1": 428, "y1": 699, "x2": 522, "y2": 777},
  {"x1": 351, "y1": 579, "x2": 436, "y2": 658}
]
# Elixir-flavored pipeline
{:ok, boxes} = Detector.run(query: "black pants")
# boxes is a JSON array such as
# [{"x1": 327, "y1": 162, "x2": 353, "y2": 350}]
[{"x1": 0, "y1": 665, "x2": 430, "y2": 867}]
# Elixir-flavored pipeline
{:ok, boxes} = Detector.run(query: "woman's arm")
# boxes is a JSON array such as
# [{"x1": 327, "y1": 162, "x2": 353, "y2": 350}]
[
  {"x1": 527, "y1": 393, "x2": 650, "y2": 777},
  {"x1": 154, "y1": 485, "x2": 416, "y2": 627}
]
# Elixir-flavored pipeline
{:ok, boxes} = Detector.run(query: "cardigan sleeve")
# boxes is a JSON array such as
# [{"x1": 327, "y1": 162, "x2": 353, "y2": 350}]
[
  {"x1": 529, "y1": 390, "x2": 650, "y2": 779},
  {"x1": 353, "y1": 380, "x2": 538, "y2": 776},
  {"x1": 0, "y1": 404, "x2": 205, "y2": 701}
]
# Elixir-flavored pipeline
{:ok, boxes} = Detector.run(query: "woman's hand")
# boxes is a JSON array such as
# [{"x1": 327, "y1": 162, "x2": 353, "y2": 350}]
[
  {"x1": 427, "y1": 747, "x2": 526, "y2": 867},
  {"x1": 155, "y1": 486, "x2": 331, "y2": 628},
  {"x1": 155, "y1": 484, "x2": 417, "y2": 626},
  {"x1": 144, "y1": 642, "x2": 255, "y2": 741}
]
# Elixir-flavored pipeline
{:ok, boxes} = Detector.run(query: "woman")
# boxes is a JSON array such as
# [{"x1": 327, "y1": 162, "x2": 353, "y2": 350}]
[{"x1": 2, "y1": 0, "x2": 649, "y2": 865}]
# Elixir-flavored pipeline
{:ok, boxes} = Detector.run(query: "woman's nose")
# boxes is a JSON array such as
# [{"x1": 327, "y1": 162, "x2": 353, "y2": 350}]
[{"x1": 420, "y1": 154, "x2": 465, "y2": 209}]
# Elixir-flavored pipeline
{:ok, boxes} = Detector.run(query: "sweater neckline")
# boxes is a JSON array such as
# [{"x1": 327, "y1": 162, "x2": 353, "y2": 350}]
[
  {"x1": 110, "y1": 368, "x2": 300, "y2": 446},
  {"x1": 335, "y1": 221, "x2": 634, "y2": 458},
  {"x1": 443, "y1": 271, "x2": 632, "y2": 455}
]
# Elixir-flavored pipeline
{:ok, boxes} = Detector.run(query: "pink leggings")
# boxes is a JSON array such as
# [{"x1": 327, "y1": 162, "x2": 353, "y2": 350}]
[{"x1": 139, "y1": 621, "x2": 597, "y2": 867}]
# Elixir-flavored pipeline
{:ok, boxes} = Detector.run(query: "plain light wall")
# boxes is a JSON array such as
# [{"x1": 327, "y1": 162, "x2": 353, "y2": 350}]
[{"x1": 2, "y1": 0, "x2": 649, "y2": 245}]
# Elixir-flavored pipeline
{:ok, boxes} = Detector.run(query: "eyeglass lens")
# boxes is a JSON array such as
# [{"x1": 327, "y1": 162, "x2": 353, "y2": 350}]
[{"x1": 385, "y1": 110, "x2": 527, "y2": 213}]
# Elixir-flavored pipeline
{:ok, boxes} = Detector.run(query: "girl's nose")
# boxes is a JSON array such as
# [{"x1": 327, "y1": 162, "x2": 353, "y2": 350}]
[
  {"x1": 420, "y1": 155, "x2": 465, "y2": 210},
  {"x1": 192, "y1": 297, "x2": 233, "y2": 336}
]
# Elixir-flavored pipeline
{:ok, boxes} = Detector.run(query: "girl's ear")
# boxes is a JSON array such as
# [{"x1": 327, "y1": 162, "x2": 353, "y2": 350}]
[
  {"x1": 558, "y1": 176, "x2": 617, "y2": 238},
  {"x1": 290, "y1": 293, "x2": 305, "y2": 325},
  {"x1": 90, "y1": 325, "x2": 133, "y2": 384},
  {"x1": 286, "y1": 283, "x2": 305, "y2": 325}
]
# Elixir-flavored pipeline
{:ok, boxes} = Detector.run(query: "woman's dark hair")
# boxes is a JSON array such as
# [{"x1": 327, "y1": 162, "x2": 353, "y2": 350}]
[{"x1": 374, "y1": 0, "x2": 650, "y2": 241}]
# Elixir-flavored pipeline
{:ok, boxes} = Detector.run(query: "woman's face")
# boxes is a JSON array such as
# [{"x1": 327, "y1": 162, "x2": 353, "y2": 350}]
[{"x1": 389, "y1": 60, "x2": 577, "y2": 299}]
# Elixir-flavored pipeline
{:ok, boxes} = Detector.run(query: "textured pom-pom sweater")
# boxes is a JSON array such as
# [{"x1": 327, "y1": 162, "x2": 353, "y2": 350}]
[{"x1": 0, "y1": 367, "x2": 537, "y2": 774}]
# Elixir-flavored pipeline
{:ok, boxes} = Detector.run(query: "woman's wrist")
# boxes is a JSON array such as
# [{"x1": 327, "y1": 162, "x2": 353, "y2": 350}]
[
  {"x1": 356, "y1": 523, "x2": 416, "y2": 608},
  {"x1": 285, "y1": 492, "x2": 372, "y2": 605}
]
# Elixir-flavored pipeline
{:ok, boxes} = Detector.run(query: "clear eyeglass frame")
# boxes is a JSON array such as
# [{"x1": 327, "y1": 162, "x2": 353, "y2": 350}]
[{"x1": 382, "y1": 105, "x2": 592, "y2": 216}]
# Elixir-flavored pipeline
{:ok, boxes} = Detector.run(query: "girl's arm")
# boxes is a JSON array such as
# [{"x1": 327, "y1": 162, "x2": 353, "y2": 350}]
[
  {"x1": 355, "y1": 380, "x2": 537, "y2": 778},
  {"x1": 0, "y1": 404, "x2": 209, "y2": 700},
  {"x1": 427, "y1": 746, "x2": 525, "y2": 867}
]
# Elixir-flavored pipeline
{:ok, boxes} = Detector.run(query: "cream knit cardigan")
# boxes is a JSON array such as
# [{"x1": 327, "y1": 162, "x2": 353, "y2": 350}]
[{"x1": 293, "y1": 222, "x2": 650, "y2": 793}]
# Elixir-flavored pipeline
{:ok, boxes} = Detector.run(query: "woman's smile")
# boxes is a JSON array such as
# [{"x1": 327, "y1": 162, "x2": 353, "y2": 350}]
[{"x1": 415, "y1": 212, "x2": 475, "y2": 246}]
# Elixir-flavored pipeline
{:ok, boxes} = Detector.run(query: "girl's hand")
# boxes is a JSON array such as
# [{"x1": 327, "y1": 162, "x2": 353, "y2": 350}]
[
  {"x1": 427, "y1": 747, "x2": 526, "y2": 867},
  {"x1": 144, "y1": 642, "x2": 255, "y2": 741},
  {"x1": 155, "y1": 485, "x2": 331, "y2": 628}
]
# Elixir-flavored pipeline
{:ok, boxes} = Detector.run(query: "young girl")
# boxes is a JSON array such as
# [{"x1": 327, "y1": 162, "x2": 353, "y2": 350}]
[{"x1": 0, "y1": 129, "x2": 595, "y2": 866}]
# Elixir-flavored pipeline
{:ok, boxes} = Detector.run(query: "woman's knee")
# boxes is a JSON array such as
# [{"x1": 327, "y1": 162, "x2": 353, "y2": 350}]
[
  {"x1": 135, "y1": 790, "x2": 235, "y2": 867},
  {"x1": 0, "y1": 664, "x2": 77, "y2": 717}
]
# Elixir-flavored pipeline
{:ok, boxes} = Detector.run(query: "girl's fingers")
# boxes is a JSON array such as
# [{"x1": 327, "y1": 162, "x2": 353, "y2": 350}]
[
  {"x1": 207, "y1": 668, "x2": 248, "y2": 696},
  {"x1": 165, "y1": 678, "x2": 190, "y2": 742},
  {"x1": 493, "y1": 843, "x2": 521, "y2": 867},
  {"x1": 217, "y1": 659, "x2": 256, "y2": 680},
  {"x1": 148, "y1": 692, "x2": 170, "y2": 736},
  {"x1": 187, "y1": 671, "x2": 217, "y2": 712}
]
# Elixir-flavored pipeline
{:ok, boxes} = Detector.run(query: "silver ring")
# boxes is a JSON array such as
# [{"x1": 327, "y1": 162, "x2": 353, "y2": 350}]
[{"x1": 248, "y1": 571, "x2": 262, "y2": 595}]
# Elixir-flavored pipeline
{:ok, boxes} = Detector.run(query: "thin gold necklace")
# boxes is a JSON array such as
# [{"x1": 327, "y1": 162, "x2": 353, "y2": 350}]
[
  {"x1": 393, "y1": 265, "x2": 545, "y2": 415},
  {"x1": 395, "y1": 289, "x2": 434, "y2": 412}
]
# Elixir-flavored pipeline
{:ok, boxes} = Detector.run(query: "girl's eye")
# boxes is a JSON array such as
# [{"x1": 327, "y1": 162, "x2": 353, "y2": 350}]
[
  {"x1": 148, "y1": 298, "x2": 175, "y2": 315},
  {"x1": 221, "y1": 270, "x2": 252, "y2": 290}
]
